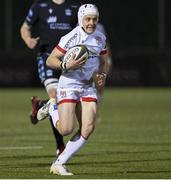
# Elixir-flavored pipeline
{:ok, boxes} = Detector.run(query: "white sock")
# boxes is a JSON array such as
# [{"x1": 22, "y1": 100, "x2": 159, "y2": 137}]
[
  {"x1": 54, "y1": 135, "x2": 86, "y2": 165},
  {"x1": 49, "y1": 105, "x2": 59, "y2": 128}
]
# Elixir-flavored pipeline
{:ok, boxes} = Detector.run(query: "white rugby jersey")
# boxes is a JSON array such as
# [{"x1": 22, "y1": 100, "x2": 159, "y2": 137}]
[{"x1": 56, "y1": 26, "x2": 107, "y2": 85}]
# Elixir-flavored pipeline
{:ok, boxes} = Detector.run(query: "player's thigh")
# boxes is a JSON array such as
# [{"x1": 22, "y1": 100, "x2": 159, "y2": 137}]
[
  {"x1": 75, "y1": 102, "x2": 82, "y2": 127},
  {"x1": 58, "y1": 103, "x2": 76, "y2": 131}
]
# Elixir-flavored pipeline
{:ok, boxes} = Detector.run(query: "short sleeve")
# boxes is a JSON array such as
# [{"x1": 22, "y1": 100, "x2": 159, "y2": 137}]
[
  {"x1": 55, "y1": 29, "x2": 78, "y2": 53},
  {"x1": 25, "y1": 0, "x2": 40, "y2": 26}
]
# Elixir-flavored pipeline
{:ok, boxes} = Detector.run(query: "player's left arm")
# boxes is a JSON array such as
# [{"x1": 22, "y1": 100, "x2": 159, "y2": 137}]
[
  {"x1": 94, "y1": 38, "x2": 113, "y2": 89},
  {"x1": 93, "y1": 53, "x2": 109, "y2": 89},
  {"x1": 99, "y1": 52, "x2": 111, "y2": 76}
]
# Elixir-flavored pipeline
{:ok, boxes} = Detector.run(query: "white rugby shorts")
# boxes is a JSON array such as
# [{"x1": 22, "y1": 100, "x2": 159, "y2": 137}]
[{"x1": 57, "y1": 84, "x2": 98, "y2": 104}]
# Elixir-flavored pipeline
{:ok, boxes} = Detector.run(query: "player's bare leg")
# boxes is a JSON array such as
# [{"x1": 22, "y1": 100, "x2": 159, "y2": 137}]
[
  {"x1": 50, "y1": 101, "x2": 97, "y2": 175},
  {"x1": 50, "y1": 102, "x2": 77, "y2": 175}
]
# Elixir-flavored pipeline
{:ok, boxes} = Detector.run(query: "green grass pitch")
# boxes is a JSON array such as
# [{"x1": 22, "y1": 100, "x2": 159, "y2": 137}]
[{"x1": 0, "y1": 87, "x2": 171, "y2": 178}]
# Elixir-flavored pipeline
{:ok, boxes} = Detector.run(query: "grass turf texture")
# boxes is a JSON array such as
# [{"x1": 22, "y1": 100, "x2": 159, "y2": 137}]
[{"x1": 0, "y1": 87, "x2": 171, "y2": 178}]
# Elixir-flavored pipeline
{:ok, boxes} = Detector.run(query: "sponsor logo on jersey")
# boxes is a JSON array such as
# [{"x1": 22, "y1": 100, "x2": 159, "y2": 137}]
[
  {"x1": 65, "y1": 9, "x2": 72, "y2": 16},
  {"x1": 47, "y1": 16, "x2": 57, "y2": 23},
  {"x1": 49, "y1": 23, "x2": 71, "y2": 30},
  {"x1": 64, "y1": 33, "x2": 78, "y2": 49},
  {"x1": 89, "y1": 48, "x2": 98, "y2": 55},
  {"x1": 87, "y1": 48, "x2": 99, "y2": 58},
  {"x1": 71, "y1": 5, "x2": 78, "y2": 8},
  {"x1": 53, "y1": 104, "x2": 58, "y2": 110}
]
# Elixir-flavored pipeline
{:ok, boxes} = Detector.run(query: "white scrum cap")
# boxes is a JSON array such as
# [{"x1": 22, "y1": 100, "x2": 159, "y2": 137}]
[{"x1": 78, "y1": 4, "x2": 99, "y2": 27}]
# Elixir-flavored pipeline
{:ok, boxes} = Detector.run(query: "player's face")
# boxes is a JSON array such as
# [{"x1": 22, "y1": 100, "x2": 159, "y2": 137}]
[{"x1": 82, "y1": 15, "x2": 98, "y2": 34}]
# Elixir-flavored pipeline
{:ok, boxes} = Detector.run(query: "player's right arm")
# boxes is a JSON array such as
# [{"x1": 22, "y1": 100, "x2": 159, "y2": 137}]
[
  {"x1": 46, "y1": 47, "x2": 86, "y2": 71},
  {"x1": 20, "y1": 1, "x2": 40, "y2": 49},
  {"x1": 20, "y1": 22, "x2": 39, "y2": 49},
  {"x1": 46, "y1": 48, "x2": 64, "y2": 70}
]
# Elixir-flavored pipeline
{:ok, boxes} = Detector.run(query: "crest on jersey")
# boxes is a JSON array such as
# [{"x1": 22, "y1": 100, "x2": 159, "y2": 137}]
[
  {"x1": 95, "y1": 36, "x2": 103, "y2": 45},
  {"x1": 60, "y1": 90, "x2": 67, "y2": 98},
  {"x1": 65, "y1": 9, "x2": 72, "y2": 16},
  {"x1": 48, "y1": 8, "x2": 53, "y2": 14}
]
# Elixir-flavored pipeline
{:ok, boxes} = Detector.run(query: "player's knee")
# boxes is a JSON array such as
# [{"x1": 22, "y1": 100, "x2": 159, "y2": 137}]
[
  {"x1": 59, "y1": 126, "x2": 73, "y2": 136},
  {"x1": 47, "y1": 88, "x2": 57, "y2": 98},
  {"x1": 44, "y1": 78, "x2": 58, "y2": 98}
]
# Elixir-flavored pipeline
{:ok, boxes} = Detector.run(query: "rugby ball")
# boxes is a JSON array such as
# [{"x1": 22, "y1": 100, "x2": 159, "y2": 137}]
[{"x1": 63, "y1": 45, "x2": 89, "y2": 63}]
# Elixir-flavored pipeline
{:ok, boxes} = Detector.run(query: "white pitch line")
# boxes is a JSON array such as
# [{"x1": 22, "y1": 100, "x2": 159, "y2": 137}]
[{"x1": 0, "y1": 146, "x2": 43, "y2": 150}]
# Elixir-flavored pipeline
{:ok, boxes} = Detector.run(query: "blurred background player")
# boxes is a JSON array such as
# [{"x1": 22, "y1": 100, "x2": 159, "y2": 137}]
[{"x1": 20, "y1": 0, "x2": 81, "y2": 155}]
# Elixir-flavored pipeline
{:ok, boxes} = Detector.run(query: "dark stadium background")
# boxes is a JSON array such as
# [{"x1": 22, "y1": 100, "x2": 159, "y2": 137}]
[
  {"x1": 1, "y1": 0, "x2": 171, "y2": 87},
  {"x1": 1, "y1": 1, "x2": 171, "y2": 178}
]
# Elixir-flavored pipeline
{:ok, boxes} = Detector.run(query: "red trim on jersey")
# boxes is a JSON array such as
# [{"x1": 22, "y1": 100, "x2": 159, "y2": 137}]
[
  {"x1": 56, "y1": 45, "x2": 67, "y2": 54},
  {"x1": 81, "y1": 97, "x2": 97, "y2": 102},
  {"x1": 100, "y1": 49, "x2": 107, "y2": 55},
  {"x1": 58, "y1": 99, "x2": 78, "y2": 104}
]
